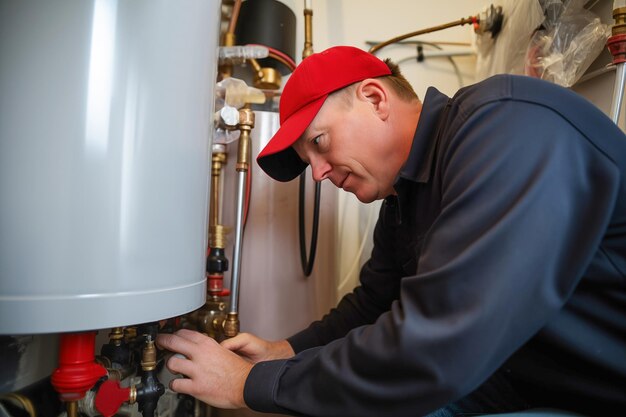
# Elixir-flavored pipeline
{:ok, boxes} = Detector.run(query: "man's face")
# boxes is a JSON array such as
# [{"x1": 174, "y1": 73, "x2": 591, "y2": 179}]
[{"x1": 292, "y1": 88, "x2": 397, "y2": 203}]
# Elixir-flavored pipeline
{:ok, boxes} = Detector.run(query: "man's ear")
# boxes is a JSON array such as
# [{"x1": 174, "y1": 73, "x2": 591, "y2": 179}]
[{"x1": 356, "y1": 79, "x2": 389, "y2": 121}]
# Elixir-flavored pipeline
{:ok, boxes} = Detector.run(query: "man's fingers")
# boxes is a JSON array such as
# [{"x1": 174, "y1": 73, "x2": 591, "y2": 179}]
[
  {"x1": 166, "y1": 353, "x2": 196, "y2": 378},
  {"x1": 175, "y1": 328, "x2": 213, "y2": 344},
  {"x1": 169, "y1": 377, "x2": 197, "y2": 396},
  {"x1": 156, "y1": 333, "x2": 198, "y2": 358},
  {"x1": 221, "y1": 333, "x2": 251, "y2": 352}
]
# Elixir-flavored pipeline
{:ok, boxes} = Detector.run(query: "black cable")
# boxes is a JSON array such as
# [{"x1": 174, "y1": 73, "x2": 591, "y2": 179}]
[{"x1": 298, "y1": 172, "x2": 320, "y2": 277}]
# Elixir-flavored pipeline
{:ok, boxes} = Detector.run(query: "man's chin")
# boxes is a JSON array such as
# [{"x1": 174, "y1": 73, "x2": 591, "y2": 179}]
[{"x1": 350, "y1": 189, "x2": 377, "y2": 204}]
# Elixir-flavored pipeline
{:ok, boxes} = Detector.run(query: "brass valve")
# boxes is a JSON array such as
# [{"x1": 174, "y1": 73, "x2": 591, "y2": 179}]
[
  {"x1": 222, "y1": 312, "x2": 240, "y2": 338},
  {"x1": 140, "y1": 339, "x2": 157, "y2": 372}
]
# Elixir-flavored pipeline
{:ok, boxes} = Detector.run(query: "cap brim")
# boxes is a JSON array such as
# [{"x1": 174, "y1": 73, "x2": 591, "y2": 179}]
[{"x1": 257, "y1": 95, "x2": 327, "y2": 182}]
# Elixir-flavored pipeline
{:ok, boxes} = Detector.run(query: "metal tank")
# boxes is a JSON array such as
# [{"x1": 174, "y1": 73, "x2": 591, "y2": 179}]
[{"x1": 0, "y1": 0, "x2": 220, "y2": 334}]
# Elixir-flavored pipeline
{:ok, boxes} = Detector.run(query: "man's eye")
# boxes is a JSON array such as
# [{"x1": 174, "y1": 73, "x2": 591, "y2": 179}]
[{"x1": 312, "y1": 135, "x2": 321, "y2": 145}]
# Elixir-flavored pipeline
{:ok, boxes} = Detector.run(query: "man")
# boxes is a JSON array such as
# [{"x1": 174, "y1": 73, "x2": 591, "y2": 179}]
[{"x1": 157, "y1": 46, "x2": 626, "y2": 416}]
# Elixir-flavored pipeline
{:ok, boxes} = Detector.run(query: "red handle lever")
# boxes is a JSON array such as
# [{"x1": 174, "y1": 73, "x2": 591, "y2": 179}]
[{"x1": 95, "y1": 379, "x2": 131, "y2": 417}]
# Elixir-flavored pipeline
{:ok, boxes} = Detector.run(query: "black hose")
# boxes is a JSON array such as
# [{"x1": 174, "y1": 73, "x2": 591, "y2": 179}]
[{"x1": 298, "y1": 172, "x2": 320, "y2": 277}]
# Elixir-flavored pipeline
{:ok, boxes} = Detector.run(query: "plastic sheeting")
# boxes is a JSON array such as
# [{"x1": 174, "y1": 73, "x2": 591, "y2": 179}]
[
  {"x1": 525, "y1": 0, "x2": 610, "y2": 86},
  {"x1": 475, "y1": 0, "x2": 545, "y2": 79},
  {"x1": 475, "y1": 0, "x2": 610, "y2": 87}
]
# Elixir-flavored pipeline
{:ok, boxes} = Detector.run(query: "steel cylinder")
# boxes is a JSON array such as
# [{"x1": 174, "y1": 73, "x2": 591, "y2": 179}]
[{"x1": 0, "y1": 0, "x2": 221, "y2": 333}]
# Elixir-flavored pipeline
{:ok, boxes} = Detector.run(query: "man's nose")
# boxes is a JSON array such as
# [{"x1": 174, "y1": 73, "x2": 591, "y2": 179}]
[{"x1": 310, "y1": 158, "x2": 331, "y2": 182}]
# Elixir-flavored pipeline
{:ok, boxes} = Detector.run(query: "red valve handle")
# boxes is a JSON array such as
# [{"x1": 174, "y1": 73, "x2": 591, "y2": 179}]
[{"x1": 95, "y1": 379, "x2": 131, "y2": 417}]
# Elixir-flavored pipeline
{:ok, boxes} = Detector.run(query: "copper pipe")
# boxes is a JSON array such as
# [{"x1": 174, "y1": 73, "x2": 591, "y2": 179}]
[
  {"x1": 268, "y1": 52, "x2": 297, "y2": 72},
  {"x1": 66, "y1": 401, "x2": 78, "y2": 417},
  {"x1": 368, "y1": 17, "x2": 475, "y2": 55},
  {"x1": 367, "y1": 40, "x2": 472, "y2": 47},
  {"x1": 227, "y1": 0, "x2": 242, "y2": 36},
  {"x1": 303, "y1": 8, "x2": 314, "y2": 59},
  {"x1": 248, "y1": 58, "x2": 265, "y2": 80},
  {"x1": 0, "y1": 393, "x2": 36, "y2": 417},
  {"x1": 210, "y1": 152, "x2": 227, "y2": 229},
  {"x1": 221, "y1": 0, "x2": 241, "y2": 78},
  {"x1": 210, "y1": 169, "x2": 220, "y2": 228}
]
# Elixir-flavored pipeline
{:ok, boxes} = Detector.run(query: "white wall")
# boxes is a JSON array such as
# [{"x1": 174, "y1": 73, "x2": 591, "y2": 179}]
[
  {"x1": 284, "y1": 0, "x2": 482, "y2": 94},
  {"x1": 280, "y1": 0, "x2": 486, "y2": 299}
]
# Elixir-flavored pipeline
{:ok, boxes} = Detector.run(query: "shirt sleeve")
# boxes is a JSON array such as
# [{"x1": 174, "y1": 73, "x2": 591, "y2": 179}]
[{"x1": 244, "y1": 100, "x2": 620, "y2": 416}]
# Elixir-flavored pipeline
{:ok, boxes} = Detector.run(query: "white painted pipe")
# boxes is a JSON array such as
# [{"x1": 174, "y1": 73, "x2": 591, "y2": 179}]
[{"x1": 610, "y1": 63, "x2": 626, "y2": 124}]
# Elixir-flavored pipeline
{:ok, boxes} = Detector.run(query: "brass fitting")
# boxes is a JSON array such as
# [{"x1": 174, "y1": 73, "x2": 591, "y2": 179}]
[
  {"x1": 236, "y1": 130, "x2": 252, "y2": 172},
  {"x1": 124, "y1": 326, "x2": 137, "y2": 343},
  {"x1": 209, "y1": 224, "x2": 227, "y2": 249},
  {"x1": 141, "y1": 340, "x2": 157, "y2": 372},
  {"x1": 255, "y1": 68, "x2": 282, "y2": 90},
  {"x1": 223, "y1": 32, "x2": 236, "y2": 47},
  {"x1": 195, "y1": 297, "x2": 227, "y2": 340},
  {"x1": 248, "y1": 58, "x2": 282, "y2": 90},
  {"x1": 613, "y1": 7, "x2": 626, "y2": 36},
  {"x1": 66, "y1": 401, "x2": 78, "y2": 417},
  {"x1": 236, "y1": 107, "x2": 255, "y2": 172},
  {"x1": 212, "y1": 152, "x2": 227, "y2": 176},
  {"x1": 129, "y1": 386, "x2": 137, "y2": 405},
  {"x1": 238, "y1": 106, "x2": 255, "y2": 129},
  {"x1": 303, "y1": 8, "x2": 314, "y2": 59},
  {"x1": 109, "y1": 327, "x2": 124, "y2": 346},
  {"x1": 222, "y1": 312, "x2": 240, "y2": 338}
]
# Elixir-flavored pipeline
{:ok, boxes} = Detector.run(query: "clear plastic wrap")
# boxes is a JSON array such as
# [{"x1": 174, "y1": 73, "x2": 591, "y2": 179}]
[
  {"x1": 218, "y1": 45, "x2": 269, "y2": 65},
  {"x1": 475, "y1": 0, "x2": 545, "y2": 79},
  {"x1": 524, "y1": 0, "x2": 610, "y2": 87}
]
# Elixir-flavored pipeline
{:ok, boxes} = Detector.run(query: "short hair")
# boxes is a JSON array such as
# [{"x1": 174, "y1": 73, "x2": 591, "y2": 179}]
[
  {"x1": 329, "y1": 58, "x2": 419, "y2": 106},
  {"x1": 381, "y1": 58, "x2": 419, "y2": 101}
]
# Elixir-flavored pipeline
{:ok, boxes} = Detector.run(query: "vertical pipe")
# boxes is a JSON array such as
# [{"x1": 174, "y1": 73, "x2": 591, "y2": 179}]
[
  {"x1": 210, "y1": 166, "x2": 221, "y2": 229},
  {"x1": 229, "y1": 169, "x2": 247, "y2": 315},
  {"x1": 228, "y1": 107, "x2": 253, "y2": 321},
  {"x1": 610, "y1": 63, "x2": 626, "y2": 123},
  {"x1": 302, "y1": 5, "x2": 314, "y2": 59},
  {"x1": 67, "y1": 401, "x2": 78, "y2": 417}
]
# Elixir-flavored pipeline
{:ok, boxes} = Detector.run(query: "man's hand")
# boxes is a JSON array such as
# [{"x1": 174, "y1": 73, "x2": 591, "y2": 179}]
[
  {"x1": 220, "y1": 332, "x2": 295, "y2": 363},
  {"x1": 156, "y1": 329, "x2": 252, "y2": 409}
]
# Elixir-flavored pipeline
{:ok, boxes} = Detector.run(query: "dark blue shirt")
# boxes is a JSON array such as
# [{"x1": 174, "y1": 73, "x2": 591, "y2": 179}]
[{"x1": 245, "y1": 74, "x2": 626, "y2": 416}]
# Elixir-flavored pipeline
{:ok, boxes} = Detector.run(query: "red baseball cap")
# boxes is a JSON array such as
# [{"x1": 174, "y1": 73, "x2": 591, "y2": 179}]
[{"x1": 256, "y1": 46, "x2": 392, "y2": 182}]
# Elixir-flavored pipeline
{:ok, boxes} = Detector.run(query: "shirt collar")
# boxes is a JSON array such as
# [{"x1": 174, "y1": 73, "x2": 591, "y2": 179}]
[{"x1": 396, "y1": 86, "x2": 450, "y2": 185}]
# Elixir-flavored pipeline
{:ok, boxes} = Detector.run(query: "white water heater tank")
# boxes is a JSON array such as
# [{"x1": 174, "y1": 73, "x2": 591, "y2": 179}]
[{"x1": 0, "y1": 0, "x2": 220, "y2": 334}]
